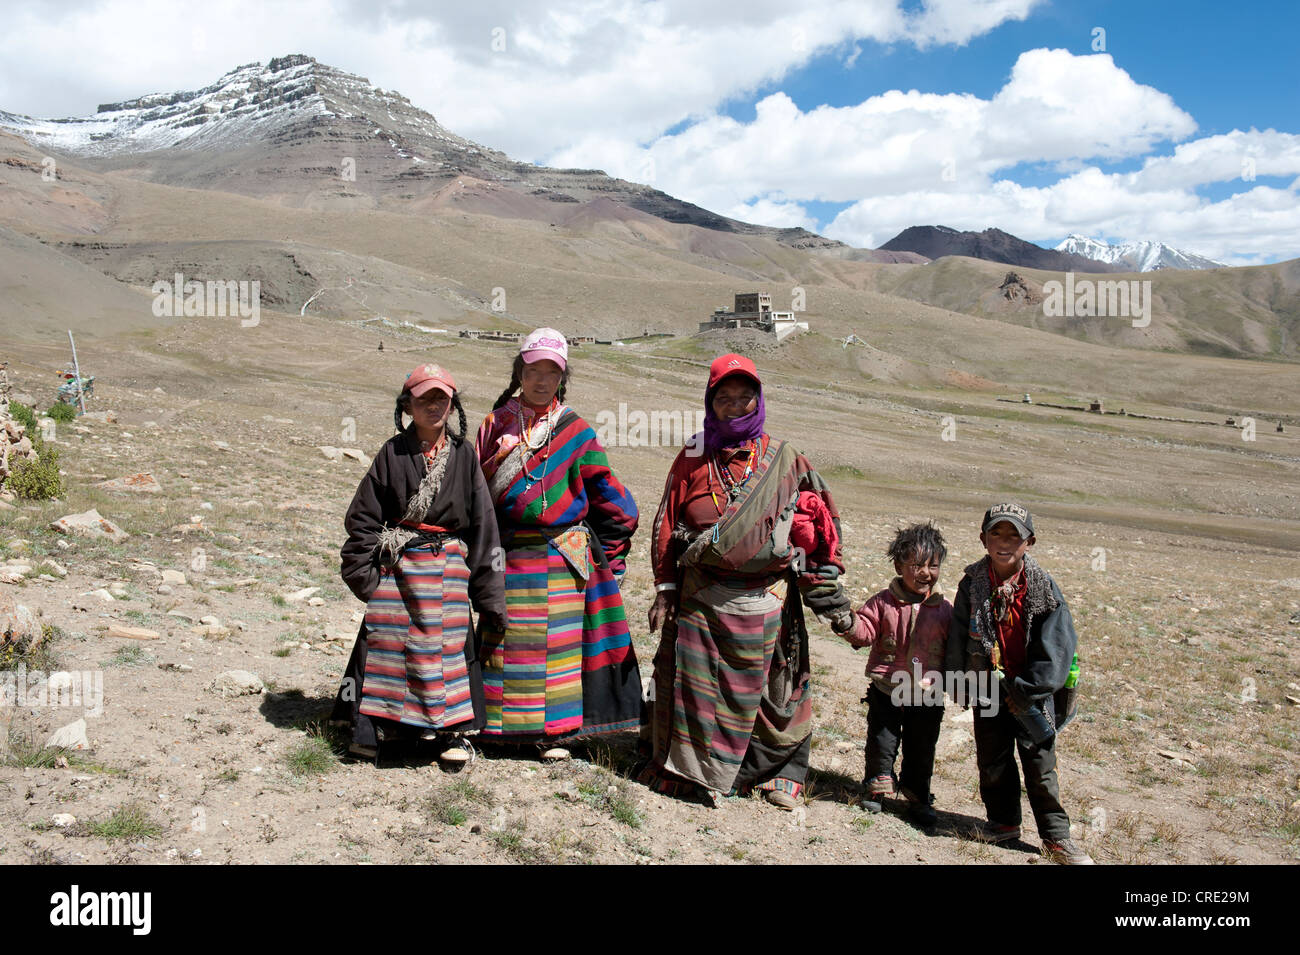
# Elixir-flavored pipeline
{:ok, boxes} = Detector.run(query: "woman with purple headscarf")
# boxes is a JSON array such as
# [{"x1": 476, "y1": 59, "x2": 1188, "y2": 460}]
[{"x1": 637, "y1": 354, "x2": 850, "y2": 809}]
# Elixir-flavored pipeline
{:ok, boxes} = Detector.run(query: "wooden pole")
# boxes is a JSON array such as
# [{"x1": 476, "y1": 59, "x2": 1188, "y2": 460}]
[{"x1": 67, "y1": 329, "x2": 86, "y2": 415}]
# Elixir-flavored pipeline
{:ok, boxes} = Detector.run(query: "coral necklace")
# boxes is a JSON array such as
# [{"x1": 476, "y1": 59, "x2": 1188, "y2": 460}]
[{"x1": 709, "y1": 439, "x2": 756, "y2": 515}]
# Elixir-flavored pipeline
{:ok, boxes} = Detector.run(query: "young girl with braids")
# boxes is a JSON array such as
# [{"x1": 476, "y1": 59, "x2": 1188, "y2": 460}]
[
  {"x1": 333, "y1": 363, "x2": 507, "y2": 765},
  {"x1": 474, "y1": 328, "x2": 643, "y2": 759}
]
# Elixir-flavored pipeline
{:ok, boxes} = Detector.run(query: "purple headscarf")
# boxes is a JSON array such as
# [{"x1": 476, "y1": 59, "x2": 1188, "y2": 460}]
[{"x1": 703, "y1": 373, "x2": 766, "y2": 455}]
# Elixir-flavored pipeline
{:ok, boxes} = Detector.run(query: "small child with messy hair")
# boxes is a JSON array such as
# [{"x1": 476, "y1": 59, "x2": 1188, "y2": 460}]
[{"x1": 830, "y1": 522, "x2": 952, "y2": 827}]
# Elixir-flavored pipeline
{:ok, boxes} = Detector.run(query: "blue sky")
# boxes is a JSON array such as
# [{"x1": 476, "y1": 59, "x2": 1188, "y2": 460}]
[
  {"x1": 2, "y1": 0, "x2": 1297, "y2": 263},
  {"x1": 754, "y1": 2, "x2": 1297, "y2": 135},
  {"x1": 693, "y1": 1, "x2": 1299, "y2": 253}
]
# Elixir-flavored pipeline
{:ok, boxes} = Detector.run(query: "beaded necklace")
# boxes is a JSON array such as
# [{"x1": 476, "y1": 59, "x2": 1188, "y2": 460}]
[
  {"x1": 518, "y1": 396, "x2": 559, "y2": 508},
  {"x1": 708, "y1": 439, "x2": 756, "y2": 515}
]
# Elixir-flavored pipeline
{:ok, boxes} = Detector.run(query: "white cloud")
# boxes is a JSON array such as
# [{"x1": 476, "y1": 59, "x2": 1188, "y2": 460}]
[
  {"x1": 726, "y1": 198, "x2": 818, "y2": 231},
  {"x1": 1130, "y1": 129, "x2": 1300, "y2": 190},
  {"x1": 549, "y1": 49, "x2": 1196, "y2": 209},
  {"x1": 544, "y1": 46, "x2": 1297, "y2": 262},
  {"x1": 2, "y1": 1, "x2": 1295, "y2": 261},
  {"x1": 823, "y1": 169, "x2": 1300, "y2": 265},
  {"x1": 980, "y1": 49, "x2": 1196, "y2": 164},
  {"x1": 0, "y1": 0, "x2": 1040, "y2": 162},
  {"x1": 906, "y1": 0, "x2": 1040, "y2": 47}
]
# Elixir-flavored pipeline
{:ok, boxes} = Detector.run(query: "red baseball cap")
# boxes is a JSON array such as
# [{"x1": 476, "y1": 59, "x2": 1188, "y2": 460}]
[
  {"x1": 403, "y1": 363, "x2": 457, "y2": 398},
  {"x1": 707, "y1": 353, "x2": 761, "y2": 390}
]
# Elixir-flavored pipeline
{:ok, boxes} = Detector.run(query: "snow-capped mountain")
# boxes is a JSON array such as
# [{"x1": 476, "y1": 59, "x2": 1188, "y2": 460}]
[
  {"x1": 0, "y1": 54, "x2": 477, "y2": 159},
  {"x1": 1055, "y1": 234, "x2": 1226, "y2": 271},
  {"x1": 0, "y1": 54, "x2": 839, "y2": 250},
  {"x1": 881, "y1": 225, "x2": 1123, "y2": 272}
]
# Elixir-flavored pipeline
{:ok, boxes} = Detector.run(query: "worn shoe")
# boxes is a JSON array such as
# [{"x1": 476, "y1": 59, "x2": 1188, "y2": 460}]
[
  {"x1": 864, "y1": 774, "x2": 896, "y2": 796},
  {"x1": 438, "y1": 738, "x2": 475, "y2": 767},
  {"x1": 858, "y1": 774, "x2": 894, "y2": 813},
  {"x1": 976, "y1": 821, "x2": 1022, "y2": 844},
  {"x1": 1043, "y1": 838, "x2": 1095, "y2": 865},
  {"x1": 540, "y1": 746, "x2": 571, "y2": 761},
  {"x1": 347, "y1": 743, "x2": 378, "y2": 761},
  {"x1": 764, "y1": 789, "x2": 799, "y2": 811},
  {"x1": 907, "y1": 802, "x2": 938, "y2": 828}
]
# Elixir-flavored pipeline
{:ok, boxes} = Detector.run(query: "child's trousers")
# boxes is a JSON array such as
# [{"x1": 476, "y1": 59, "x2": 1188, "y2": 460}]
[
  {"x1": 864, "y1": 684, "x2": 944, "y2": 803},
  {"x1": 972, "y1": 695, "x2": 1071, "y2": 840}
]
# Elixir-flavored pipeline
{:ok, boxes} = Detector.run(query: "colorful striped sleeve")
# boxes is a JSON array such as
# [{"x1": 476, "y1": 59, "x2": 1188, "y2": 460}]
[{"x1": 577, "y1": 427, "x2": 638, "y2": 571}]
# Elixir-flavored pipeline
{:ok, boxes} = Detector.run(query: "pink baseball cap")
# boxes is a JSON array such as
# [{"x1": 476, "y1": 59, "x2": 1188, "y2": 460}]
[
  {"x1": 403, "y1": 363, "x2": 457, "y2": 398},
  {"x1": 520, "y1": 327, "x2": 568, "y2": 370}
]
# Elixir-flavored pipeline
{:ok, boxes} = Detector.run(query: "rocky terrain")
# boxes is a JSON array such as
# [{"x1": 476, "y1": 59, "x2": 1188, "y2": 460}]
[
  {"x1": 1, "y1": 311, "x2": 1297, "y2": 865},
  {"x1": 2, "y1": 54, "x2": 1297, "y2": 866}
]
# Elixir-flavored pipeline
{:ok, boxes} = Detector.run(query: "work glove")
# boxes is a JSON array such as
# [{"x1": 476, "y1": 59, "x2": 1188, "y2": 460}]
[{"x1": 803, "y1": 578, "x2": 850, "y2": 616}]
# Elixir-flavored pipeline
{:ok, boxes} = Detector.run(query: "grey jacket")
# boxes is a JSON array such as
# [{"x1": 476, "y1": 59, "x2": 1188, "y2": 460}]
[{"x1": 945, "y1": 554, "x2": 1077, "y2": 704}]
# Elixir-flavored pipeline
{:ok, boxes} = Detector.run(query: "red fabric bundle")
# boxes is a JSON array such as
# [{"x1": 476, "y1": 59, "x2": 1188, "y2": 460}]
[{"x1": 791, "y1": 490, "x2": 840, "y2": 570}]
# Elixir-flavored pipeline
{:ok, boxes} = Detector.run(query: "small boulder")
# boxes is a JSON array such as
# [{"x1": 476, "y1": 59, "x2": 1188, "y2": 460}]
[
  {"x1": 39, "y1": 559, "x2": 68, "y2": 578},
  {"x1": 49, "y1": 508, "x2": 129, "y2": 542},
  {"x1": 45, "y1": 718, "x2": 89, "y2": 751},
  {"x1": 96, "y1": 473, "x2": 162, "y2": 494},
  {"x1": 0, "y1": 593, "x2": 39, "y2": 642},
  {"x1": 106, "y1": 624, "x2": 160, "y2": 640},
  {"x1": 207, "y1": 670, "x2": 264, "y2": 697}
]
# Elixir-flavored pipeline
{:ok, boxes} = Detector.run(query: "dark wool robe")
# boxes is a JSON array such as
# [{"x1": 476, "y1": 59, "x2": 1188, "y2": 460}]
[{"x1": 333, "y1": 426, "x2": 507, "y2": 747}]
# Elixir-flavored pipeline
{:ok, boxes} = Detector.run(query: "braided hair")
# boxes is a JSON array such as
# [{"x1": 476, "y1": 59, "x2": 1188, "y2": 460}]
[
  {"x1": 393, "y1": 390, "x2": 469, "y2": 446},
  {"x1": 491, "y1": 354, "x2": 571, "y2": 410}
]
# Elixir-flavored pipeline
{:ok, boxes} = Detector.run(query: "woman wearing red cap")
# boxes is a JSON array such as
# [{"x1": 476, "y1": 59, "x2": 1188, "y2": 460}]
[
  {"x1": 474, "y1": 329, "x2": 642, "y2": 759},
  {"x1": 638, "y1": 353, "x2": 849, "y2": 808},
  {"x1": 333, "y1": 364, "x2": 507, "y2": 764}
]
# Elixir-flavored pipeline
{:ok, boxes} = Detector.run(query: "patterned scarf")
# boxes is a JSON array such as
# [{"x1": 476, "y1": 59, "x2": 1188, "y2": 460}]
[
  {"x1": 964, "y1": 554, "x2": 1056, "y2": 671},
  {"x1": 377, "y1": 434, "x2": 450, "y2": 566}
]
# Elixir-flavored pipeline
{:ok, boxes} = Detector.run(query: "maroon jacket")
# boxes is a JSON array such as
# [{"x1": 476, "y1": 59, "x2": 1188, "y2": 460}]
[{"x1": 841, "y1": 579, "x2": 953, "y2": 694}]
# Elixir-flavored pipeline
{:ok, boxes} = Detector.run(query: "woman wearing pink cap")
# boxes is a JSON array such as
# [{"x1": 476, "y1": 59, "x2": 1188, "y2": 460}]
[
  {"x1": 333, "y1": 363, "x2": 507, "y2": 764},
  {"x1": 474, "y1": 328, "x2": 642, "y2": 759},
  {"x1": 637, "y1": 353, "x2": 849, "y2": 808}
]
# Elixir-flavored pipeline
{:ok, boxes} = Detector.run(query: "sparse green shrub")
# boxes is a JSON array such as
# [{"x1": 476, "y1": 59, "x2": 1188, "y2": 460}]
[
  {"x1": 85, "y1": 802, "x2": 163, "y2": 840},
  {"x1": 7, "y1": 446, "x2": 63, "y2": 501},
  {"x1": 284, "y1": 736, "x2": 336, "y2": 776},
  {"x1": 8, "y1": 402, "x2": 37, "y2": 433},
  {"x1": 47, "y1": 402, "x2": 77, "y2": 423}
]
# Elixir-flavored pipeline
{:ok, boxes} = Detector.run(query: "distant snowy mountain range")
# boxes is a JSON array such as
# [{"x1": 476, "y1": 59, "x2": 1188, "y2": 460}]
[{"x1": 1054, "y1": 234, "x2": 1226, "y2": 272}]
